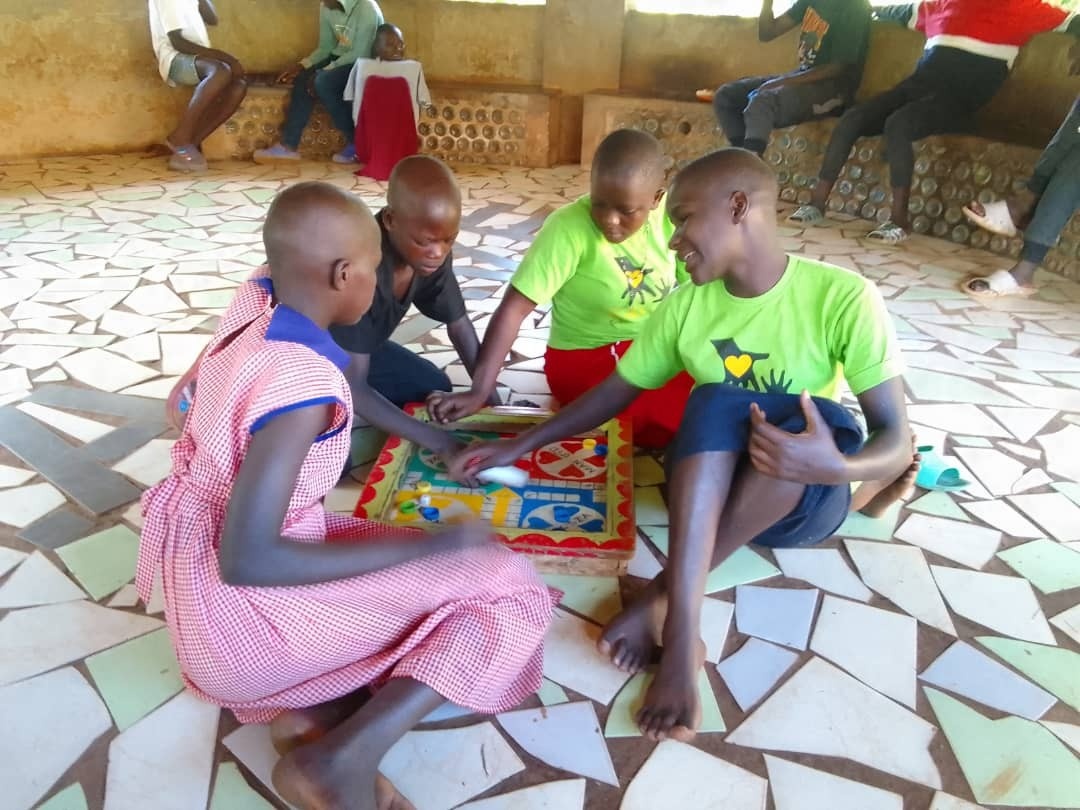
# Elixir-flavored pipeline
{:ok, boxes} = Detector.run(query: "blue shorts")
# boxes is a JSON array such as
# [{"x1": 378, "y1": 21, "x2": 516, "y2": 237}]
[
  {"x1": 668, "y1": 384, "x2": 865, "y2": 549},
  {"x1": 168, "y1": 53, "x2": 201, "y2": 87}
]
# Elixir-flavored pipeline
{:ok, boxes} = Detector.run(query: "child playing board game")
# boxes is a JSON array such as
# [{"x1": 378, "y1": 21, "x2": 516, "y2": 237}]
[
  {"x1": 449, "y1": 148, "x2": 914, "y2": 742},
  {"x1": 427, "y1": 128, "x2": 694, "y2": 448},
  {"x1": 138, "y1": 182, "x2": 555, "y2": 810}
]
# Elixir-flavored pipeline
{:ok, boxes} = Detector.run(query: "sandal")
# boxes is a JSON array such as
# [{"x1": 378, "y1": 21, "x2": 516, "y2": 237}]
[
  {"x1": 914, "y1": 445, "x2": 970, "y2": 492},
  {"x1": 695, "y1": 88, "x2": 715, "y2": 103},
  {"x1": 960, "y1": 269, "x2": 1037, "y2": 300},
  {"x1": 788, "y1": 204, "x2": 824, "y2": 225},
  {"x1": 167, "y1": 145, "x2": 208, "y2": 174},
  {"x1": 867, "y1": 221, "x2": 908, "y2": 244},
  {"x1": 962, "y1": 199, "x2": 1018, "y2": 238}
]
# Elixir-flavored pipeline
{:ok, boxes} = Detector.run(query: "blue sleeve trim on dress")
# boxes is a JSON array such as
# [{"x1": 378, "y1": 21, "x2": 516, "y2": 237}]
[{"x1": 249, "y1": 396, "x2": 345, "y2": 437}]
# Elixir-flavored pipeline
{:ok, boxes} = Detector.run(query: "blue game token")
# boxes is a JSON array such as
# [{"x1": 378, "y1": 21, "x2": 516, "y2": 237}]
[
  {"x1": 595, "y1": 444, "x2": 608, "y2": 457},
  {"x1": 419, "y1": 506, "x2": 440, "y2": 522}
]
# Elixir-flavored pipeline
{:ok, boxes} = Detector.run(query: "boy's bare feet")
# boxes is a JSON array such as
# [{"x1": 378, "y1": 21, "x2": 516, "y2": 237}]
[
  {"x1": 273, "y1": 745, "x2": 414, "y2": 810},
  {"x1": 855, "y1": 452, "x2": 922, "y2": 519},
  {"x1": 636, "y1": 638, "x2": 707, "y2": 742},
  {"x1": 598, "y1": 579, "x2": 667, "y2": 673},
  {"x1": 270, "y1": 689, "x2": 371, "y2": 755}
]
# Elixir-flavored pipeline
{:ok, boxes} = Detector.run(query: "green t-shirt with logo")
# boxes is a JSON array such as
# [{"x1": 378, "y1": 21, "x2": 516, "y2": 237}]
[
  {"x1": 510, "y1": 196, "x2": 687, "y2": 351},
  {"x1": 617, "y1": 255, "x2": 902, "y2": 400}
]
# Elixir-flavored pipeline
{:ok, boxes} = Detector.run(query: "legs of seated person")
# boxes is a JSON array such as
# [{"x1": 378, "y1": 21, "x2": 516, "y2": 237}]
[
  {"x1": 740, "y1": 76, "x2": 850, "y2": 156},
  {"x1": 313, "y1": 64, "x2": 358, "y2": 143},
  {"x1": 713, "y1": 76, "x2": 775, "y2": 149},
  {"x1": 279, "y1": 60, "x2": 331, "y2": 150},
  {"x1": 168, "y1": 55, "x2": 247, "y2": 151},
  {"x1": 544, "y1": 343, "x2": 692, "y2": 449},
  {"x1": 367, "y1": 341, "x2": 452, "y2": 409}
]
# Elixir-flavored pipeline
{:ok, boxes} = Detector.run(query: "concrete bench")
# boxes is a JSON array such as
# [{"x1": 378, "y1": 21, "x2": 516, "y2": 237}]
[
  {"x1": 202, "y1": 81, "x2": 564, "y2": 169},
  {"x1": 581, "y1": 92, "x2": 1080, "y2": 281}
]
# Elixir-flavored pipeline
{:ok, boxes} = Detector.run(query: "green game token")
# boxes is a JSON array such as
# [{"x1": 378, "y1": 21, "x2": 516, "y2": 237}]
[{"x1": 399, "y1": 500, "x2": 417, "y2": 513}]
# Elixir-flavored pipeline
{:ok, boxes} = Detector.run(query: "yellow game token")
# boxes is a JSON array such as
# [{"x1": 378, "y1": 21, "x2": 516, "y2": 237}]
[
  {"x1": 582, "y1": 438, "x2": 597, "y2": 451},
  {"x1": 417, "y1": 481, "x2": 432, "y2": 494}
]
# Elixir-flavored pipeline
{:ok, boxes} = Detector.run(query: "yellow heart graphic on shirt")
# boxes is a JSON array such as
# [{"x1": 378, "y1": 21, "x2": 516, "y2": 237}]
[{"x1": 724, "y1": 354, "x2": 753, "y2": 378}]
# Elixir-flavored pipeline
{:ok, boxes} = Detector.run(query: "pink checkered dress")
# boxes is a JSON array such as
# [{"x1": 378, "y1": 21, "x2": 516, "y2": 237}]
[{"x1": 137, "y1": 271, "x2": 556, "y2": 723}]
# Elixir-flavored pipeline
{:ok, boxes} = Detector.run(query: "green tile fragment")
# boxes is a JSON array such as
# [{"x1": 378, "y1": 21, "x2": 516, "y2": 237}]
[
  {"x1": 537, "y1": 678, "x2": 569, "y2": 706},
  {"x1": 34, "y1": 784, "x2": 88, "y2": 810},
  {"x1": 177, "y1": 192, "x2": 216, "y2": 208},
  {"x1": 997, "y1": 539, "x2": 1080, "y2": 594},
  {"x1": 1053, "y1": 482, "x2": 1080, "y2": 507},
  {"x1": 907, "y1": 491, "x2": 968, "y2": 521},
  {"x1": 85, "y1": 628, "x2": 183, "y2": 730},
  {"x1": 644, "y1": 528, "x2": 779, "y2": 593},
  {"x1": 55, "y1": 524, "x2": 140, "y2": 600},
  {"x1": 210, "y1": 763, "x2": 275, "y2": 810},
  {"x1": 835, "y1": 500, "x2": 902, "y2": 542},
  {"x1": 925, "y1": 687, "x2": 1080, "y2": 807},
  {"x1": 605, "y1": 670, "x2": 724, "y2": 738},
  {"x1": 542, "y1": 573, "x2": 622, "y2": 625},
  {"x1": 977, "y1": 636, "x2": 1080, "y2": 712}
]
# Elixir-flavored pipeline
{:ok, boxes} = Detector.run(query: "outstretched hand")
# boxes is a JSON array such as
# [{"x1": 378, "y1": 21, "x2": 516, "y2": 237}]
[
  {"x1": 748, "y1": 391, "x2": 846, "y2": 485},
  {"x1": 446, "y1": 439, "x2": 525, "y2": 486},
  {"x1": 276, "y1": 63, "x2": 302, "y2": 85}
]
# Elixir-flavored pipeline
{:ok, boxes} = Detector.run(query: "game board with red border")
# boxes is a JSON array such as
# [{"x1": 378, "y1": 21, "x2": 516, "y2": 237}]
[{"x1": 354, "y1": 406, "x2": 635, "y2": 575}]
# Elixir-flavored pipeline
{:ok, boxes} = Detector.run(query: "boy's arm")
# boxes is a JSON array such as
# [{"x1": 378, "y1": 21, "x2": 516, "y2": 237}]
[
  {"x1": 748, "y1": 378, "x2": 910, "y2": 486},
  {"x1": 428, "y1": 289, "x2": 536, "y2": 423},
  {"x1": 344, "y1": 352, "x2": 460, "y2": 457},
  {"x1": 301, "y1": 6, "x2": 337, "y2": 69},
  {"x1": 759, "y1": 0, "x2": 803, "y2": 42},
  {"x1": 445, "y1": 315, "x2": 501, "y2": 405},
  {"x1": 198, "y1": 0, "x2": 218, "y2": 26},
  {"x1": 447, "y1": 372, "x2": 641, "y2": 484}
]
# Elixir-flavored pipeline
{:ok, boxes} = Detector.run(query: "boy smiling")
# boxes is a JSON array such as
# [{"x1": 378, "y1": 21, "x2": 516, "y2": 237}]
[{"x1": 450, "y1": 148, "x2": 913, "y2": 740}]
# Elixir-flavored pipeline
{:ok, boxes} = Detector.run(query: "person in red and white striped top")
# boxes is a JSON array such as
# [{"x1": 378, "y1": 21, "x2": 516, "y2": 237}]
[{"x1": 789, "y1": 0, "x2": 1079, "y2": 244}]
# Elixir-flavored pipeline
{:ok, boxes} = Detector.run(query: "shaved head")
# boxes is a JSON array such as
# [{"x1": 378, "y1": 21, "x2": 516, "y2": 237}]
[
  {"x1": 593, "y1": 128, "x2": 668, "y2": 183},
  {"x1": 263, "y1": 181, "x2": 378, "y2": 286},
  {"x1": 386, "y1": 155, "x2": 461, "y2": 222},
  {"x1": 672, "y1": 148, "x2": 778, "y2": 203}
]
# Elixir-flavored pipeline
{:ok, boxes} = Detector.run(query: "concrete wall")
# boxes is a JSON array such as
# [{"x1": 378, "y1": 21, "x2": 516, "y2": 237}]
[{"x1": 0, "y1": 0, "x2": 1076, "y2": 160}]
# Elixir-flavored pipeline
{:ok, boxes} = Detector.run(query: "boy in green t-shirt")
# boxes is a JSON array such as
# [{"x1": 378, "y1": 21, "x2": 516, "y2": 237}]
[
  {"x1": 448, "y1": 148, "x2": 914, "y2": 742},
  {"x1": 426, "y1": 129, "x2": 693, "y2": 448}
]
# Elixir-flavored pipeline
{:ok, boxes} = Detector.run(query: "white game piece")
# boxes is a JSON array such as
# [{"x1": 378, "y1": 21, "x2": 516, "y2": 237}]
[
  {"x1": 477, "y1": 466, "x2": 528, "y2": 488},
  {"x1": 419, "y1": 495, "x2": 432, "y2": 507}
]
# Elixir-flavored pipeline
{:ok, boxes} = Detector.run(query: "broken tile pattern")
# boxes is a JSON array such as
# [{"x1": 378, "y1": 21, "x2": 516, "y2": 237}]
[{"x1": 0, "y1": 156, "x2": 1079, "y2": 808}]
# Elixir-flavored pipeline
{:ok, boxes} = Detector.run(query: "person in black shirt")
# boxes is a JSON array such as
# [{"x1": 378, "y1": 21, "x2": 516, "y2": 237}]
[
  {"x1": 331, "y1": 155, "x2": 487, "y2": 457},
  {"x1": 708, "y1": 0, "x2": 872, "y2": 157}
]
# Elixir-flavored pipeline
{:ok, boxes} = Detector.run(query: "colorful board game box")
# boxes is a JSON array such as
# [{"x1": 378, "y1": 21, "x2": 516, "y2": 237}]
[{"x1": 355, "y1": 406, "x2": 636, "y2": 575}]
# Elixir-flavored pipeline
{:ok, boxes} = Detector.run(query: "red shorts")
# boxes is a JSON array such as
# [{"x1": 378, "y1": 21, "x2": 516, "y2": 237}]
[{"x1": 544, "y1": 341, "x2": 694, "y2": 449}]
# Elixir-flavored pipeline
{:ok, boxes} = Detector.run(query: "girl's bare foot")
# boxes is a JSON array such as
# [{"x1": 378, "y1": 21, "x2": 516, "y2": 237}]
[
  {"x1": 636, "y1": 639, "x2": 707, "y2": 742},
  {"x1": 271, "y1": 689, "x2": 371, "y2": 755},
  {"x1": 272, "y1": 744, "x2": 414, "y2": 810},
  {"x1": 856, "y1": 452, "x2": 922, "y2": 519},
  {"x1": 598, "y1": 580, "x2": 667, "y2": 673}
]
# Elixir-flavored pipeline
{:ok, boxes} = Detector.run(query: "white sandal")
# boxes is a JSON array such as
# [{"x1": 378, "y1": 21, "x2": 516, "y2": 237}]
[
  {"x1": 788, "y1": 204, "x2": 824, "y2": 225},
  {"x1": 867, "y1": 221, "x2": 908, "y2": 244},
  {"x1": 962, "y1": 199, "x2": 1018, "y2": 238},
  {"x1": 961, "y1": 269, "x2": 1036, "y2": 299}
]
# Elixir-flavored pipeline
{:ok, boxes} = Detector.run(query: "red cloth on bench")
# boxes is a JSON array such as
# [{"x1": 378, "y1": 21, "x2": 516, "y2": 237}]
[{"x1": 354, "y1": 75, "x2": 419, "y2": 182}]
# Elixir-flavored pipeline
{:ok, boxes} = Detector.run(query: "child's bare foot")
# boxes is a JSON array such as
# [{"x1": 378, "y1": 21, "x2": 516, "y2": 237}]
[
  {"x1": 598, "y1": 580, "x2": 666, "y2": 673},
  {"x1": 270, "y1": 689, "x2": 371, "y2": 755},
  {"x1": 636, "y1": 639, "x2": 707, "y2": 742},
  {"x1": 273, "y1": 744, "x2": 413, "y2": 810},
  {"x1": 856, "y1": 451, "x2": 921, "y2": 519}
]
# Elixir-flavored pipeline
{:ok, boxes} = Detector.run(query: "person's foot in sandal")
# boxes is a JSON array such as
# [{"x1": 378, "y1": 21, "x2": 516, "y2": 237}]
[
  {"x1": 961, "y1": 268, "x2": 1037, "y2": 299},
  {"x1": 963, "y1": 187, "x2": 1038, "y2": 237},
  {"x1": 788, "y1": 204, "x2": 824, "y2": 225},
  {"x1": 867, "y1": 221, "x2": 908, "y2": 244},
  {"x1": 167, "y1": 144, "x2": 208, "y2": 174},
  {"x1": 695, "y1": 88, "x2": 714, "y2": 103}
]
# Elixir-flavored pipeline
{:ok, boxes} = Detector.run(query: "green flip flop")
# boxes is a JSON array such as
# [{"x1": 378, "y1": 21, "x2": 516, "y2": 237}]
[{"x1": 914, "y1": 445, "x2": 970, "y2": 492}]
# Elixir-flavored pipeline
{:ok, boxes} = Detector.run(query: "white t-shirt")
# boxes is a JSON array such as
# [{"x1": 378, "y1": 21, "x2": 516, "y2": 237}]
[
  {"x1": 344, "y1": 59, "x2": 431, "y2": 126},
  {"x1": 148, "y1": 0, "x2": 211, "y2": 84}
]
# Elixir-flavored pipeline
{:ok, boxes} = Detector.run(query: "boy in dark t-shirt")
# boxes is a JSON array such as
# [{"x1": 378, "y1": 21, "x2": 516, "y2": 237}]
[
  {"x1": 330, "y1": 155, "x2": 486, "y2": 458},
  {"x1": 707, "y1": 0, "x2": 871, "y2": 157}
]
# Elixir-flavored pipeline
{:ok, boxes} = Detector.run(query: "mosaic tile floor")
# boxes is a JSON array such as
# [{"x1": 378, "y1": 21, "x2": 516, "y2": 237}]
[{"x1": 1, "y1": 153, "x2": 1079, "y2": 810}]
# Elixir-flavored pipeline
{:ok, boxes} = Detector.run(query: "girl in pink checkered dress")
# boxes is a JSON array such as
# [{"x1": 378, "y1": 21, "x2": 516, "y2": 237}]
[{"x1": 137, "y1": 182, "x2": 556, "y2": 810}]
